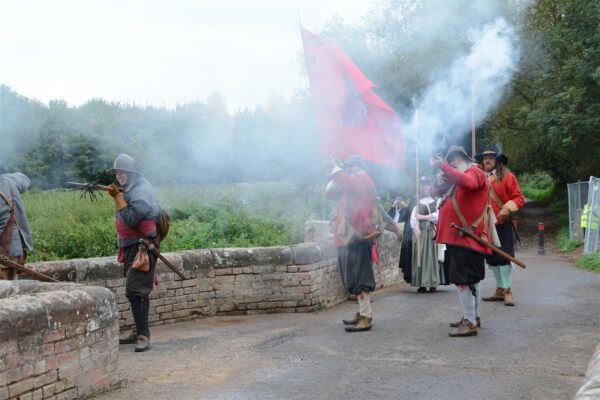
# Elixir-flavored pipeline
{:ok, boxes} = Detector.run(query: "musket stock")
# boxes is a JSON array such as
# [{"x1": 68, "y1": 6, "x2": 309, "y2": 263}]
[
  {"x1": 138, "y1": 238, "x2": 187, "y2": 280},
  {"x1": 0, "y1": 256, "x2": 60, "y2": 282}
]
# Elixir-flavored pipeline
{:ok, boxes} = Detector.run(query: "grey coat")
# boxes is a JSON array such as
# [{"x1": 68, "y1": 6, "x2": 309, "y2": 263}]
[
  {"x1": 0, "y1": 173, "x2": 33, "y2": 256},
  {"x1": 117, "y1": 174, "x2": 159, "y2": 248}
]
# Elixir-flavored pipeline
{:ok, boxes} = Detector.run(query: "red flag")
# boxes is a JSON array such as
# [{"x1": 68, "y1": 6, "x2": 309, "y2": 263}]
[{"x1": 301, "y1": 28, "x2": 405, "y2": 170}]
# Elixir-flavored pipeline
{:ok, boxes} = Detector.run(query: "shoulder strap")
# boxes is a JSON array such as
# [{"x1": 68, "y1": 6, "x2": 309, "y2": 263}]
[
  {"x1": 489, "y1": 185, "x2": 504, "y2": 210},
  {"x1": 451, "y1": 188, "x2": 491, "y2": 240}
]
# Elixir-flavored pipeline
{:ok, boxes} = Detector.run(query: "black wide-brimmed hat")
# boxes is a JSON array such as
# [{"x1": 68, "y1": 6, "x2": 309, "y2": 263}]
[
  {"x1": 475, "y1": 145, "x2": 508, "y2": 165},
  {"x1": 444, "y1": 145, "x2": 473, "y2": 162}
]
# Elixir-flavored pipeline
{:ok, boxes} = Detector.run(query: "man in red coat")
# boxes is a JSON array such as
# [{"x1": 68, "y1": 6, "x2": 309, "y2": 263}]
[
  {"x1": 432, "y1": 146, "x2": 492, "y2": 337},
  {"x1": 477, "y1": 146, "x2": 525, "y2": 306},
  {"x1": 326, "y1": 156, "x2": 380, "y2": 332}
]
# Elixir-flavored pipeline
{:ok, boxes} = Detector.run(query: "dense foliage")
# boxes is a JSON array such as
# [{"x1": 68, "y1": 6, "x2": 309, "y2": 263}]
[
  {"x1": 519, "y1": 172, "x2": 555, "y2": 201},
  {"x1": 484, "y1": 0, "x2": 600, "y2": 189},
  {"x1": 0, "y1": 89, "x2": 322, "y2": 188}
]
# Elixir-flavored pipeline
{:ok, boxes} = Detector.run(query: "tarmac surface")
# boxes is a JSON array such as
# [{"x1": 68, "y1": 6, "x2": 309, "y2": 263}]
[{"x1": 100, "y1": 247, "x2": 600, "y2": 400}]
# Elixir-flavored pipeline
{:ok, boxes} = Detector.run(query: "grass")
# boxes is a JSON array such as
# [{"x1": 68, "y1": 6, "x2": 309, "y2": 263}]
[
  {"x1": 519, "y1": 171, "x2": 555, "y2": 201},
  {"x1": 575, "y1": 253, "x2": 600, "y2": 272},
  {"x1": 22, "y1": 182, "x2": 331, "y2": 262},
  {"x1": 555, "y1": 227, "x2": 582, "y2": 253}
]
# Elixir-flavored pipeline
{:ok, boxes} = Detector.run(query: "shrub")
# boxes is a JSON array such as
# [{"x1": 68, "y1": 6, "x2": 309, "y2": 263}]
[
  {"x1": 519, "y1": 172, "x2": 555, "y2": 201},
  {"x1": 555, "y1": 227, "x2": 581, "y2": 253},
  {"x1": 575, "y1": 253, "x2": 600, "y2": 272}
]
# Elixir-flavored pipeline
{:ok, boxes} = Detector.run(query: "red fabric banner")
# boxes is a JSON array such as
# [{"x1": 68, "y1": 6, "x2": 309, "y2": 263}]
[{"x1": 301, "y1": 28, "x2": 405, "y2": 170}]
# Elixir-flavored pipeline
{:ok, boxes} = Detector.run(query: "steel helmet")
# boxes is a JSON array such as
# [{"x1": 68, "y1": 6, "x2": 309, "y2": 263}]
[{"x1": 107, "y1": 153, "x2": 138, "y2": 175}]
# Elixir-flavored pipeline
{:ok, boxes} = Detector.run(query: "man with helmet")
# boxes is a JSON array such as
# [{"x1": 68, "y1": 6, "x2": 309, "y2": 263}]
[
  {"x1": 477, "y1": 146, "x2": 524, "y2": 307},
  {"x1": 108, "y1": 153, "x2": 160, "y2": 352},
  {"x1": 432, "y1": 146, "x2": 492, "y2": 337},
  {"x1": 0, "y1": 164, "x2": 33, "y2": 280}
]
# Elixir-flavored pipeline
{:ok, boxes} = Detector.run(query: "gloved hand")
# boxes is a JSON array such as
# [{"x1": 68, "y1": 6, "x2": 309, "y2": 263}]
[
  {"x1": 108, "y1": 184, "x2": 127, "y2": 210},
  {"x1": 498, "y1": 200, "x2": 518, "y2": 224},
  {"x1": 108, "y1": 183, "x2": 121, "y2": 197},
  {"x1": 498, "y1": 207, "x2": 510, "y2": 223}
]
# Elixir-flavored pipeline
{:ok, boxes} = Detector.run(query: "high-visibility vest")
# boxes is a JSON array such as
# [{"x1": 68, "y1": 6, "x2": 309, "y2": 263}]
[{"x1": 581, "y1": 204, "x2": 599, "y2": 230}]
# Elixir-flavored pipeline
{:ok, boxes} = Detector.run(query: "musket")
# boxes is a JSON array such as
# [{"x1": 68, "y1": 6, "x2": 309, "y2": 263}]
[
  {"x1": 0, "y1": 255, "x2": 60, "y2": 282},
  {"x1": 137, "y1": 237, "x2": 187, "y2": 280},
  {"x1": 66, "y1": 182, "x2": 119, "y2": 202},
  {"x1": 450, "y1": 223, "x2": 527, "y2": 269}
]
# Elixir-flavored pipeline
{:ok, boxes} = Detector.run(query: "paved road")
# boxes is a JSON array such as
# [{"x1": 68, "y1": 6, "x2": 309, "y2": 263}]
[{"x1": 100, "y1": 247, "x2": 600, "y2": 400}]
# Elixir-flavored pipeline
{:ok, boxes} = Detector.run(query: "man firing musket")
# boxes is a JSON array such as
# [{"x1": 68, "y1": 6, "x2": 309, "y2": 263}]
[{"x1": 74, "y1": 153, "x2": 175, "y2": 353}]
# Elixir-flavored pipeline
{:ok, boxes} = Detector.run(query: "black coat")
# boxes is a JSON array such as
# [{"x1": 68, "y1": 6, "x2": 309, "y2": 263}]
[{"x1": 398, "y1": 198, "x2": 416, "y2": 283}]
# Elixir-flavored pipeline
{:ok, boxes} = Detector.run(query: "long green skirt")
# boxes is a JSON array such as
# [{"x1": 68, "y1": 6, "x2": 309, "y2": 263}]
[{"x1": 411, "y1": 225, "x2": 445, "y2": 288}]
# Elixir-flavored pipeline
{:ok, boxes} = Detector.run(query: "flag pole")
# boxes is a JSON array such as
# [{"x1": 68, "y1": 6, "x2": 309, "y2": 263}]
[
  {"x1": 414, "y1": 108, "x2": 421, "y2": 268},
  {"x1": 471, "y1": 72, "x2": 476, "y2": 158}
]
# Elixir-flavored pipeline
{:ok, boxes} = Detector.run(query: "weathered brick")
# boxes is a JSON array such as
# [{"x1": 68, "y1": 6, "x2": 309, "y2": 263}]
[
  {"x1": 34, "y1": 370, "x2": 57, "y2": 389},
  {"x1": 31, "y1": 388, "x2": 43, "y2": 400},
  {"x1": 42, "y1": 383, "x2": 56, "y2": 398},
  {"x1": 8, "y1": 376, "x2": 34, "y2": 397},
  {"x1": 17, "y1": 390, "x2": 33, "y2": 400},
  {"x1": 54, "y1": 379, "x2": 66, "y2": 393},
  {"x1": 55, "y1": 387, "x2": 76, "y2": 400}
]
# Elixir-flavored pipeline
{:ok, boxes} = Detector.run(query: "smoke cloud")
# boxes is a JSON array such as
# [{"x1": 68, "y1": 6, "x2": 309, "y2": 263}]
[{"x1": 406, "y1": 17, "x2": 519, "y2": 156}]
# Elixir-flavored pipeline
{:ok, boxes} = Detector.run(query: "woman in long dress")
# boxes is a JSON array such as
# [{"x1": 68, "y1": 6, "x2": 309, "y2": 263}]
[{"x1": 411, "y1": 180, "x2": 445, "y2": 293}]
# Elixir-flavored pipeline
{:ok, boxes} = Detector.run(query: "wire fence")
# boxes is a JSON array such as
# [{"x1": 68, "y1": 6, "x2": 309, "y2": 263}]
[
  {"x1": 583, "y1": 176, "x2": 599, "y2": 254},
  {"x1": 568, "y1": 176, "x2": 599, "y2": 254},
  {"x1": 568, "y1": 181, "x2": 588, "y2": 241}
]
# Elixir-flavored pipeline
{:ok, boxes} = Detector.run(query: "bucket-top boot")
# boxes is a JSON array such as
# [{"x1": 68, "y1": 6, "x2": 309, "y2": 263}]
[
  {"x1": 504, "y1": 288, "x2": 514, "y2": 306},
  {"x1": 482, "y1": 287, "x2": 505, "y2": 302}
]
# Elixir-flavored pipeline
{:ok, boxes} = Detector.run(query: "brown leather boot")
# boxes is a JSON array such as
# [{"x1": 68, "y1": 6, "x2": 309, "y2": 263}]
[
  {"x1": 449, "y1": 317, "x2": 480, "y2": 328},
  {"x1": 482, "y1": 287, "x2": 505, "y2": 302},
  {"x1": 342, "y1": 313, "x2": 360, "y2": 325},
  {"x1": 345, "y1": 315, "x2": 372, "y2": 332},
  {"x1": 504, "y1": 288, "x2": 514, "y2": 306},
  {"x1": 449, "y1": 319, "x2": 478, "y2": 337}
]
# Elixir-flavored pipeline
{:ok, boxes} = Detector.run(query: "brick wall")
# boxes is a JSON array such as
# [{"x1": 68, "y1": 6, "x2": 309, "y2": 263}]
[
  {"x1": 27, "y1": 230, "x2": 402, "y2": 331},
  {"x1": 0, "y1": 282, "x2": 118, "y2": 400}
]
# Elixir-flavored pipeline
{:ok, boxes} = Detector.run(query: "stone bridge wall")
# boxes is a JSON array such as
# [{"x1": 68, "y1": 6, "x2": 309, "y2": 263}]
[
  {"x1": 0, "y1": 281, "x2": 118, "y2": 400},
  {"x1": 27, "y1": 230, "x2": 401, "y2": 331}
]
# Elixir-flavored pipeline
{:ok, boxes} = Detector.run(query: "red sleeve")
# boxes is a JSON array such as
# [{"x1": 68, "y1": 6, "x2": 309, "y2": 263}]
[
  {"x1": 440, "y1": 163, "x2": 486, "y2": 191},
  {"x1": 506, "y1": 173, "x2": 525, "y2": 208}
]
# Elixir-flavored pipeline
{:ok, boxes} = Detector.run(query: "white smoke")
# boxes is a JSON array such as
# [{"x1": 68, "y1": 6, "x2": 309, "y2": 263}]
[{"x1": 406, "y1": 17, "x2": 519, "y2": 155}]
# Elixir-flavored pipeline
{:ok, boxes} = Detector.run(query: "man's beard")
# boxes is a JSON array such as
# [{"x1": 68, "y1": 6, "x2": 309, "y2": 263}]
[
  {"x1": 455, "y1": 159, "x2": 472, "y2": 173},
  {"x1": 483, "y1": 162, "x2": 495, "y2": 172}
]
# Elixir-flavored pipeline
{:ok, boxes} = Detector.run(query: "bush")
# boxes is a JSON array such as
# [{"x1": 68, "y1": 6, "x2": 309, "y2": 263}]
[
  {"x1": 519, "y1": 172, "x2": 555, "y2": 201},
  {"x1": 555, "y1": 227, "x2": 581, "y2": 253},
  {"x1": 575, "y1": 253, "x2": 600, "y2": 272}
]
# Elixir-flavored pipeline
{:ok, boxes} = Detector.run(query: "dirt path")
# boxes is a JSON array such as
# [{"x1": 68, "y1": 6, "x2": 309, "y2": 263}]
[{"x1": 98, "y1": 247, "x2": 600, "y2": 400}]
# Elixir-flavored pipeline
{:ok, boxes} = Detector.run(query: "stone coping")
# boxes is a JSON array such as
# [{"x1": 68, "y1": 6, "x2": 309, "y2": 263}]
[
  {"x1": 0, "y1": 281, "x2": 116, "y2": 340},
  {"x1": 25, "y1": 240, "x2": 338, "y2": 283}
]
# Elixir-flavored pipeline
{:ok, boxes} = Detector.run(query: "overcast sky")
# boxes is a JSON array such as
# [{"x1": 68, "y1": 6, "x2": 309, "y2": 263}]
[{"x1": 0, "y1": 0, "x2": 374, "y2": 112}]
